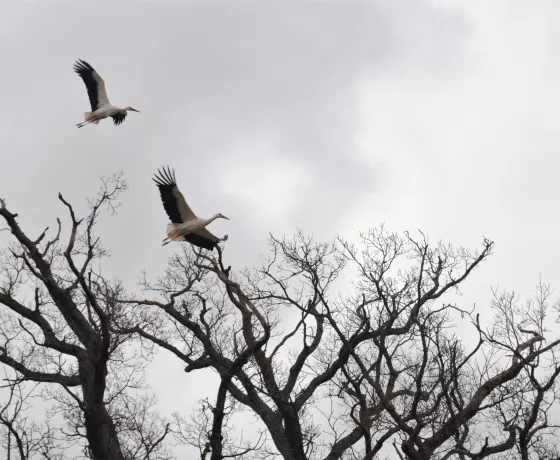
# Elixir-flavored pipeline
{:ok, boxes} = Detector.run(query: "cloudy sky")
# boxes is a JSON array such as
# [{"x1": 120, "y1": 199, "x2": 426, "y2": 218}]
[{"x1": 1, "y1": 0, "x2": 560, "y2": 456}]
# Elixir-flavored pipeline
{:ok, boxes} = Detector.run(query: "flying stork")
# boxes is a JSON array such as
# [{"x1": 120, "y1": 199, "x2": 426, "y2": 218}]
[
  {"x1": 73, "y1": 59, "x2": 140, "y2": 128},
  {"x1": 153, "y1": 166, "x2": 230, "y2": 250}
]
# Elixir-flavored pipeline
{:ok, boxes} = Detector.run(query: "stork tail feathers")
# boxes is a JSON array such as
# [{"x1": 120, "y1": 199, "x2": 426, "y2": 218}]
[
  {"x1": 166, "y1": 223, "x2": 184, "y2": 242},
  {"x1": 82, "y1": 112, "x2": 99, "y2": 124}
]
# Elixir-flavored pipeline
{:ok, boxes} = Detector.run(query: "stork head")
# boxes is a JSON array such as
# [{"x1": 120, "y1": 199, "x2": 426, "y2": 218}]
[
  {"x1": 125, "y1": 107, "x2": 140, "y2": 113},
  {"x1": 216, "y1": 213, "x2": 230, "y2": 220}
]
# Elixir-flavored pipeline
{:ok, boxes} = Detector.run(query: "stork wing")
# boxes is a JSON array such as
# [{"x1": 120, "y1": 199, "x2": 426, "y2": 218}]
[
  {"x1": 111, "y1": 112, "x2": 127, "y2": 126},
  {"x1": 73, "y1": 59, "x2": 110, "y2": 111},
  {"x1": 152, "y1": 166, "x2": 196, "y2": 223},
  {"x1": 184, "y1": 228, "x2": 221, "y2": 250}
]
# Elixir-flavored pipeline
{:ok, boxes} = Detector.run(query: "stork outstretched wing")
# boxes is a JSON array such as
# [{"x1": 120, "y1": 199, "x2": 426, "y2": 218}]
[
  {"x1": 153, "y1": 166, "x2": 196, "y2": 224},
  {"x1": 73, "y1": 59, "x2": 110, "y2": 111}
]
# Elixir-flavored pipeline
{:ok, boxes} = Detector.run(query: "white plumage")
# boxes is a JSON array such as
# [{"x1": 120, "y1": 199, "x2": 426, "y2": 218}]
[{"x1": 73, "y1": 59, "x2": 140, "y2": 128}]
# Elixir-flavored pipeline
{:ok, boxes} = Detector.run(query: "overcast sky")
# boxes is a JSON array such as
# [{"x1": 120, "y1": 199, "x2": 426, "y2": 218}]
[{"x1": 1, "y1": 0, "x2": 560, "y2": 457}]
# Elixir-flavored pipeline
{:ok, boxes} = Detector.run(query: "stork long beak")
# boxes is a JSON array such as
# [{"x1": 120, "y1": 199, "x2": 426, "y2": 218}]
[
  {"x1": 222, "y1": 216, "x2": 230, "y2": 220},
  {"x1": 129, "y1": 108, "x2": 140, "y2": 112}
]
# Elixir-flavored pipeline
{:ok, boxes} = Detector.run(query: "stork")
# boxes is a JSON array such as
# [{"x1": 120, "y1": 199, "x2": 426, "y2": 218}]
[
  {"x1": 73, "y1": 59, "x2": 140, "y2": 128},
  {"x1": 153, "y1": 166, "x2": 229, "y2": 250}
]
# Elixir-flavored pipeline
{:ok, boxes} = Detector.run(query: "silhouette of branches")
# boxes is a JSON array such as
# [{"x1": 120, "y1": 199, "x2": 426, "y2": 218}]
[
  {"x1": 118, "y1": 225, "x2": 560, "y2": 459},
  {"x1": 0, "y1": 175, "x2": 171, "y2": 459}
]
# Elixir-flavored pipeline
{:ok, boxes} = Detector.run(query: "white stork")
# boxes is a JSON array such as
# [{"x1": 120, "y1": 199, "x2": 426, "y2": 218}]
[
  {"x1": 73, "y1": 59, "x2": 140, "y2": 128},
  {"x1": 153, "y1": 166, "x2": 230, "y2": 250}
]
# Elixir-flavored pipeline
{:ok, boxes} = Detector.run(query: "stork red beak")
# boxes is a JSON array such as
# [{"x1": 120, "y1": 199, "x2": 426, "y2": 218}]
[
  {"x1": 222, "y1": 215, "x2": 230, "y2": 220},
  {"x1": 129, "y1": 108, "x2": 140, "y2": 112}
]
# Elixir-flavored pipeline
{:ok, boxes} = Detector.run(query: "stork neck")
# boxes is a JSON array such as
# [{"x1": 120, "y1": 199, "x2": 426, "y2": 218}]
[{"x1": 203, "y1": 214, "x2": 220, "y2": 226}]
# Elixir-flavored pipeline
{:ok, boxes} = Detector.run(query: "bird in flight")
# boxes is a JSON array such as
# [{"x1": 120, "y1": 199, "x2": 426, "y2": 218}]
[
  {"x1": 73, "y1": 59, "x2": 140, "y2": 128},
  {"x1": 153, "y1": 166, "x2": 230, "y2": 250}
]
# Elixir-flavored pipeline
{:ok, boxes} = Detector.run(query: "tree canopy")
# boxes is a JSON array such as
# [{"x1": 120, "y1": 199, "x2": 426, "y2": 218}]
[{"x1": 1, "y1": 176, "x2": 560, "y2": 460}]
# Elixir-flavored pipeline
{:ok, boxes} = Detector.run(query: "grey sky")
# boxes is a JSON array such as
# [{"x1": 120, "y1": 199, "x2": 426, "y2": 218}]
[{"x1": 1, "y1": 0, "x2": 559, "y2": 457}]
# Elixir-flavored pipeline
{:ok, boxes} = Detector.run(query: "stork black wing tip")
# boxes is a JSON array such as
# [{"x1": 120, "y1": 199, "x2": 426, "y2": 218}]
[
  {"x1": 111, "y1": 113, "x2": 127, "y2": 126},
  {"x1": 153, "y1": 166, "x2": 177, "y2": 187},
  {"x1": 152, "y1": 168, "x2": 176, "y2": 187},
  {"x1": 73, "y1": 59, "x2": 94, "y2": 73}
]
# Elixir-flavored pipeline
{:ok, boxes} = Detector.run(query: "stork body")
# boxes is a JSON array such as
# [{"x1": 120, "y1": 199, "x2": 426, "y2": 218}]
[
  {"x1": 153, "y1": 167, "x2": 229, "y2": 250},
  {"x1": 73, "y1": 59, "x2": 139, "y2": 128}
]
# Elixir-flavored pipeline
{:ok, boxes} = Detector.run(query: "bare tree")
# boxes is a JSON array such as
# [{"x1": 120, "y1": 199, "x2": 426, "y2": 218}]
[
  {"x1": 0, "y1": 175, "x2": 171, "y2": 459},
  {"x1": 118, "y1": 226, "x2": 560, "y2": 460},
  {"x1": 0, "y1": 376, "x2": 64, "y2": 460},
  {"x1": 112, "y1": 393, "x2": 173, "y2": 460},
  {"x1": 4, "y1": 173, "x2": 560, "y2": 460},
  {"x1": 471, "y1": 281, "x2": 560, "y2": 460},
  {"x1": 171, "y1": 395, "x2": 271, "y2": 459}
]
